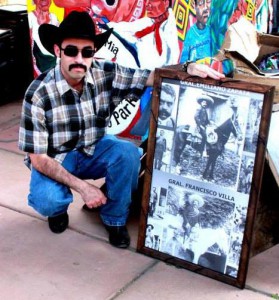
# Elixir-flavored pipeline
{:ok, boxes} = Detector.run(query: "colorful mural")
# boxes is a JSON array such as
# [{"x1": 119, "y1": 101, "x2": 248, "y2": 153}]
[{"x1": 26, "y1": 0, "x2": 275, "y2": 140}]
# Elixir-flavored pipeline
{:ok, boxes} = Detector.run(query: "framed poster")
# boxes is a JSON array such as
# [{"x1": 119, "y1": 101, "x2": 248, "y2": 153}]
[{"x1": 137, "y1": 65, "x2": 274, "y2": 288}]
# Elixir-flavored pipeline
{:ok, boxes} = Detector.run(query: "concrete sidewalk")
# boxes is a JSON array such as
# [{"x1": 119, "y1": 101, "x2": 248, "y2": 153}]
[{"x1": 0, "y1": 100, "x2": 278, "y2": 300}]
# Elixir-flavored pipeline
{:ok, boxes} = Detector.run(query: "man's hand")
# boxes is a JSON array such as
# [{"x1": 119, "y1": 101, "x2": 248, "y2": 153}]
[
  {"x1": 80, "y1": 182, "x2": 107, "y2": 208},
  {"x1": 187, "y1": 63, "x2": 225, "y2": 80}
]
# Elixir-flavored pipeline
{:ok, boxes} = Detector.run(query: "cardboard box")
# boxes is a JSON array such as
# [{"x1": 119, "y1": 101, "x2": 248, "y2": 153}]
[{"x1": 222, "y1": 17, "x2": 279, "y2": 103}]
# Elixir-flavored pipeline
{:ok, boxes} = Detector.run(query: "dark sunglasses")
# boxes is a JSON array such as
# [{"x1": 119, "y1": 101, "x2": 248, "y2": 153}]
[{"x1": 60, "y1": 45, "x2": 95, "y2": 58}]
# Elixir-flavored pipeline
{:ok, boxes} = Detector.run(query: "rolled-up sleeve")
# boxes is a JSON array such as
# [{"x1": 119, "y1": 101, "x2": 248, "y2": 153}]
[{"x1": 18, "y1": 92, "x2": 49, "y2": 154}]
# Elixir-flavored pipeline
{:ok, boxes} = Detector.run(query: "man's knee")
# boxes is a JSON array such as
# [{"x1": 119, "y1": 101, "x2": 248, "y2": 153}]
[
  {"x1": 28, "y1": 185, "x2": 72, "y2": 217},
  {"x1": 28, "y1": 199, "x2": 58, "y2": 217},
  {"x1": 116, "y1": 141, "x2": 141, "y2": 166}
]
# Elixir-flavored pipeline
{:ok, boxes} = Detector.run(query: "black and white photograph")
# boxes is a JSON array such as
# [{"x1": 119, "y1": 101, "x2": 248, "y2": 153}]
[
  {"x1": 237, "y1": 154, "x2": 256, "y2": 194},
  {"x1": 145, "y1": 180, "x2": 247, "y2": 274},
  {"x1": 144, "y1": 223, "x2": 162, "y2": 251},
  {"x1": 157, "y1": 82, "x2": 179, "y2": 129},
  {"x1": 153, "y1": 129, "x2": 174, "y2": 172},
  {"x1": 171, "y1": 85, "x2": 249, "y2": 189},
  {"x1": 243, "y1": 98, "x2": 263, "y2": 153},
  {"x1": 138, "y1": 70, "x2": 274, "y2": 288}
]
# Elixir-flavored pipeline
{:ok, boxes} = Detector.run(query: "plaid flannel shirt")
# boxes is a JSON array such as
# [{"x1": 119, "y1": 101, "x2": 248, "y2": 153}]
[{"x1": 18, "y1": 59, "x2": 150, "y2": 167}]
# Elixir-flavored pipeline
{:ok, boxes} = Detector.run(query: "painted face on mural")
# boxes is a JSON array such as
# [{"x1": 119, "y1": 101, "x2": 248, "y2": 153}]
[
  {"x1": 34, "y1": 0, "x2": 51, "y2": 12},
  {"x1": 91, "y1": 0, "x2": 118, "y2": 18},
  {"x1": 91, "y1": 0, "x2": 145, "y2": 22},
  {"x1": 195, "y1": 0, "x2": 211, "y2": 29},
  {"x1": 146, "y1": 0, "x2": 169, "y2": 18}
]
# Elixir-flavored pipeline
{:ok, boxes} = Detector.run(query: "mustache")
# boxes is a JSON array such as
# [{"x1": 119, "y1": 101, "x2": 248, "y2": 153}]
[
  {"x1": 159, "y1": 109, "x2": 171, "y2": 117},
  {"x1": 69, "y1": 64, "x2": 87, "y2": 72}
]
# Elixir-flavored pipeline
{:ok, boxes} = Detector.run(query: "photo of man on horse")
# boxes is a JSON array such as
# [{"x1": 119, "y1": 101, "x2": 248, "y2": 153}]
[{"x1": 172, "y1": 89, "x2": 247, "y2": 187}]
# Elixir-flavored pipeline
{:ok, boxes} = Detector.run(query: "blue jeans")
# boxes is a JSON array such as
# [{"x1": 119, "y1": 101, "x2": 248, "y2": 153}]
[{"x1": 28, "y1": 135, "x2": 142, "y2": 226}]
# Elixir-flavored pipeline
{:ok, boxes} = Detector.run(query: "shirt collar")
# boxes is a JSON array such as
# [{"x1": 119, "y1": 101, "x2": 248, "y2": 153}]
[{"x1": 54, "y1": 64, "x2": 94, "y2": 96}]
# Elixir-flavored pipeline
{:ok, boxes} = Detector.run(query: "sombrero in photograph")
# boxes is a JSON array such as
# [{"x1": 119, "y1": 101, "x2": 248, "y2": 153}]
[
  {"x1": 188, "y1": 194, "x2": 205, "y2": 208},
  {"x1": 146, "y1": 224, "x2": 154, "y2": 230},
  {"x1": 196, "y1": 94, "x2": 214, "y2": 106}
]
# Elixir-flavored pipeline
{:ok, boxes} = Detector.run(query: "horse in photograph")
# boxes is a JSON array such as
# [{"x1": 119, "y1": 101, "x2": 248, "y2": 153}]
[
  {"x1": 187, "y1": 226, "x2": 230, "y2": 271},
  {"x1": 172, "y1": 124, "x2": 203, "y2": 166},
  {"x1": 202, "y1": 117, "x2": 240, "y2": 181}
]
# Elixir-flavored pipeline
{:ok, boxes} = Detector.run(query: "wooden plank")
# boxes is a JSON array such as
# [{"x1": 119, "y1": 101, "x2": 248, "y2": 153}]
[
  {"x1": 251, "y1": 160, "x2": 279, "y2": 257},
  {"x1": 266, "y1": 110, "x2": 279, "y2": 187}
]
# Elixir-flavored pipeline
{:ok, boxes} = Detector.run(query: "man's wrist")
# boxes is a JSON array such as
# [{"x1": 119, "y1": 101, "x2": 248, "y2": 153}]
[{"x1": 182, "y1": 61, "x2": 194, "y2": 73}]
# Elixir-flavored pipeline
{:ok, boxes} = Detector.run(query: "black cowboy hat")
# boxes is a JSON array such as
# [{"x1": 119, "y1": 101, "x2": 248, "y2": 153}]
[{"x1": 39, "y1": 11, "x2": 113, "y2": 55}]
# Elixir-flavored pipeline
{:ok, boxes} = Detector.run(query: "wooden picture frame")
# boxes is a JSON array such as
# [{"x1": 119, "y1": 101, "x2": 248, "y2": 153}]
[{"x1": 137, "y1": 65, "x2": 274, "y2": 289}]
